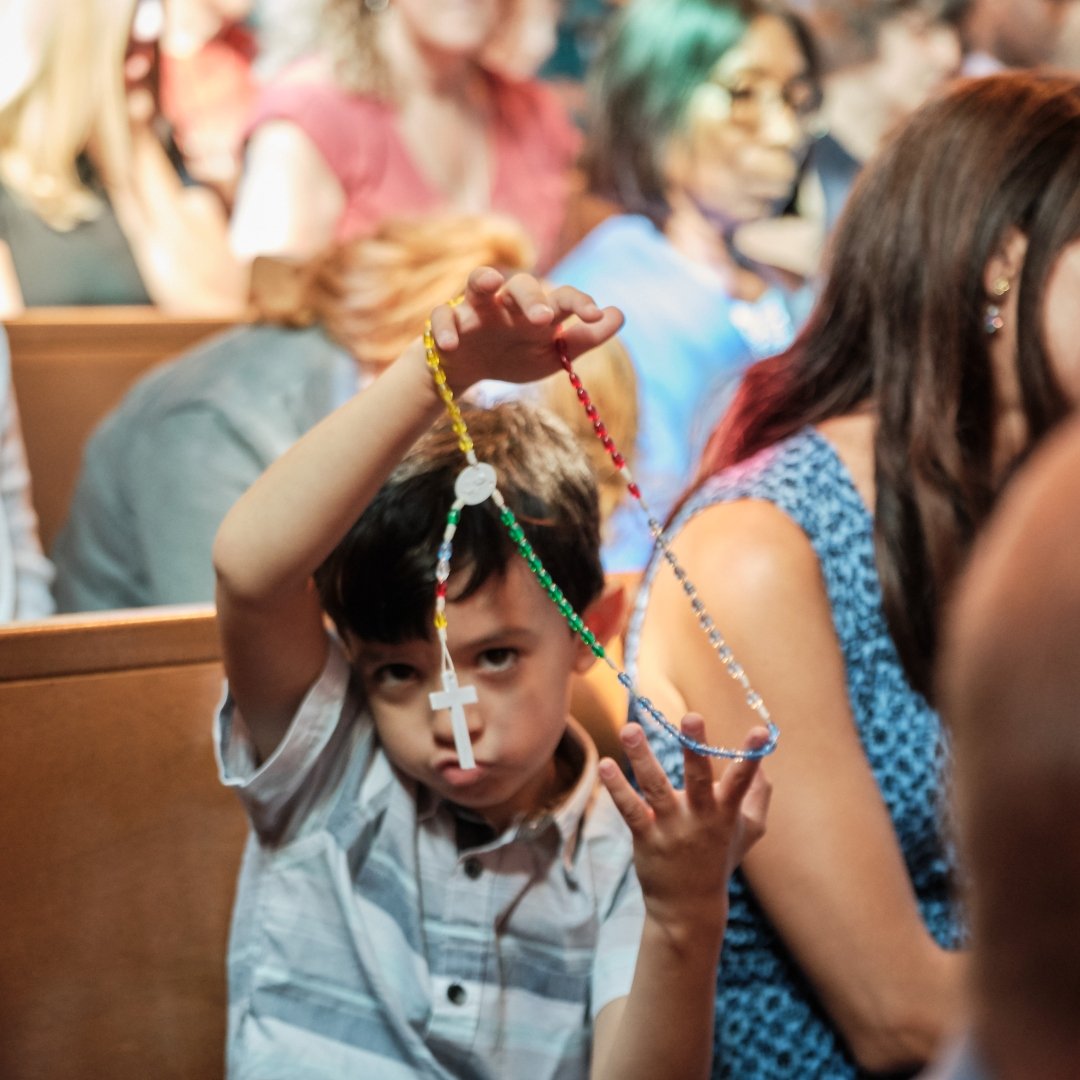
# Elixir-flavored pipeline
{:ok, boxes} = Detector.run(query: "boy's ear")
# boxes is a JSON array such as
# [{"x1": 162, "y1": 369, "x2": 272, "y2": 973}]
[{"x1": 573, "y1": 577, "x2": 629, "y2": 673}]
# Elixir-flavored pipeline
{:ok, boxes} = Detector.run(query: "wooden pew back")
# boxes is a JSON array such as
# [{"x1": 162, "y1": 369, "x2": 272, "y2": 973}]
[
  {"x1": 6, "y1": 307, "x2": 234, "y2": 552},
  {"x1": 0, "y1": 605, "x2": 245, "y2": 1080}
]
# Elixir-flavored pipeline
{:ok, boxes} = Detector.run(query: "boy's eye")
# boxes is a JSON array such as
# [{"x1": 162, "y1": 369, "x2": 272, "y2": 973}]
[
  {"x1": 371, "y1": 663, "x2": 420, "y2": 687},
  {"x1": 477, "y1": 648, "x2": 518, "y2": 673}
]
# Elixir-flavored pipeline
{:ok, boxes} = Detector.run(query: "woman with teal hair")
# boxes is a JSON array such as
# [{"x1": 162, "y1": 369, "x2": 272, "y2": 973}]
[{"x1": 551, "y1": 0, "x2": 820, "y2": 579}]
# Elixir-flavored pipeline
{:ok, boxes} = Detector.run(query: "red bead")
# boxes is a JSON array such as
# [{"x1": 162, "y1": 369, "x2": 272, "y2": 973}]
[
  {"x1": 584, "y1": 403, "x2": 598, "y2": 419},
  {"x1": 436, "y1": 582, "x2": 448, "y2": 597},
  {"x1": 612, "y1": 451, "x2": 625, "y2": 468},
  {"x1": 602, "y1": 435, "x2": 614, "y2": 450},
  {"x1": 577, "y1": 387, "x2": 588, "y2": 400},
  {"x1": 593, "y1": 420, "x2": 606, "y2": 436},
  {"x1": 628, "y1": 482, "x2": 640, "y2": 498},
  {"x1": 568, "y1": 371, "x2": 581, "y2": 387}
]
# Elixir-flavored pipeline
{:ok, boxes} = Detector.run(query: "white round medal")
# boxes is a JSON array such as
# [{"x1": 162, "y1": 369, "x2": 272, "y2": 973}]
[{"x1": 454, "y1": 463, "x2": 498, "y2": 505}]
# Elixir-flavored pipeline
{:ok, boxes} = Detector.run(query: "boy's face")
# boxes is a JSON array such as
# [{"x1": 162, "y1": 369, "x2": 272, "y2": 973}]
[{"x1": 349, "y1": 558, "x2": 594, "y2": 832}]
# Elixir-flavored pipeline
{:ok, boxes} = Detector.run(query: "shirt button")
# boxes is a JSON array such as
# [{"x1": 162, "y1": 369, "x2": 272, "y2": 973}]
[
  {"x1": 463, "y1": 856, "x2": 483, "y2": 879},
  {"x1": 447, "y1": 983, "x2": 467, "y2": 1005}
]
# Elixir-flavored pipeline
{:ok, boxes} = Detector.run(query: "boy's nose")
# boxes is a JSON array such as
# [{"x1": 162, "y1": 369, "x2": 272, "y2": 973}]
[{"x1": 429, "y1": 681, "x2": 484, "y2": 747}]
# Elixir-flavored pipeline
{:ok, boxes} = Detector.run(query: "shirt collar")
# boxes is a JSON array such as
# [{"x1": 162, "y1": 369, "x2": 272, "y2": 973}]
[
  {"x1": 544, "y1": 716, "x2": 599, "y2": 868},
  {"x1": 417, "y1": 716, "x2": 600, "y2": 871}
]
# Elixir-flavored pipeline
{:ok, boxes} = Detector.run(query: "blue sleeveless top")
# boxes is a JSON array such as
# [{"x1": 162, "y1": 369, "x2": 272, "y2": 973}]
[{"x1": 624, "y1": 427, "x2": 963, "y2": 1079}]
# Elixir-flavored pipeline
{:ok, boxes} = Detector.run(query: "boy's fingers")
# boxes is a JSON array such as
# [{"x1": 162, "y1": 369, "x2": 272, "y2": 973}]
[
  {"x1": 430, "y1": 267, "x2": 512, "y2": 348},
  {"x1": 557, "y1": 305, "x2": 625, "y2": 358},
  {"x1": 429, "y1": 303, "x2": 461, "y2": 351},
  {"x1": 547, "y1": 284, "x2": 603, "y2": 322},
  {"x1": 598, "y1": 758, "x2": 652, "y2": 837},
  {"x1": 464, "y1": 265, "x2": 505, "y2": 301},
  {"x1": 621, "y1": 724, "x2": 677, "y2": 817},
  {"x1": 499, "y1": 272, "x2": 555, "y2": 323},
  {"x1": 715, "y1": 726, "x2": 771, "y2": 810},
  {"x1": 680, "y1": 714, "x2": 717, "y2": 813},
  {"x1": 740, "y1": 767, "x2": 771, "y2": 846}
]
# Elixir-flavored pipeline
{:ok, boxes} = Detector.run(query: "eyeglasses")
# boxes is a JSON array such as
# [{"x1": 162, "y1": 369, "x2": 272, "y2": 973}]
[{"x1": 709, "y1": 74, "x2": 821, "y2": 129}]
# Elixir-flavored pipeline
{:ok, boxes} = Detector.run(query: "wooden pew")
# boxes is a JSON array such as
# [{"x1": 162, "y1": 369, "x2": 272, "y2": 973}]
[
  {"x1": 5, "y1": 307, "x2": 235, "y2": 553},
  {"x1": 0, "y1": 605, "x2": 246, "y2": 1080}
]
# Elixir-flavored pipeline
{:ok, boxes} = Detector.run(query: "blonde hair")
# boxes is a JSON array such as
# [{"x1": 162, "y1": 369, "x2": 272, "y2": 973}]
[
  {"x1": 535, "y1": 336, "x2": 638, "y2": 529},
  {"x1": 0, "y1": 0, "x2": 136, "y2": 231},
  {"x1": 249, "y1": 212, "x2": 537, "y2": 369}
]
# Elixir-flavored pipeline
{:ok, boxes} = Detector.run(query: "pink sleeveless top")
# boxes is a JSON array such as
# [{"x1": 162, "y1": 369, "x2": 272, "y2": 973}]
[{"x1": 244, "y1": 71, "x2": 580, "y2": 270}]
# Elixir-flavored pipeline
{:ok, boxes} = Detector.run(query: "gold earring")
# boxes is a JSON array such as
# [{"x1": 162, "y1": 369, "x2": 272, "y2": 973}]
[{"x1": 991, "y1": 276, "x2": 1011, "y2": 298}]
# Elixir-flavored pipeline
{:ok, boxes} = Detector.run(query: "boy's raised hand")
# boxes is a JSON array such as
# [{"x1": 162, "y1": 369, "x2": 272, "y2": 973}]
[
  {"x1": 598, "y1": 716, "x2": 771, "y2": 938},
  {"x1": 427, "y1": 267, "x2": 625, "y2": 394}
]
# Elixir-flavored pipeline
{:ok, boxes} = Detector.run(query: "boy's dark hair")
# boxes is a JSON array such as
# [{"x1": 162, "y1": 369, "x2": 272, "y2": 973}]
[{"x1": 315, "y1": 401, "x2": 605, "y2": 644}]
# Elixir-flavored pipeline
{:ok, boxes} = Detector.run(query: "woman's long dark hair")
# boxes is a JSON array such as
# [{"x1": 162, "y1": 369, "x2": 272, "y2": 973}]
[{"x1": 693, "y1": 72, "x2": 1080, "y2": 698}]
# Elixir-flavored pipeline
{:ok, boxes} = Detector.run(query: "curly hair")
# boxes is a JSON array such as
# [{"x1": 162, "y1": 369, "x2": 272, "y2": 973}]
[{"x1": 248, "y1": 211, "x2": 536, "y2": 369}]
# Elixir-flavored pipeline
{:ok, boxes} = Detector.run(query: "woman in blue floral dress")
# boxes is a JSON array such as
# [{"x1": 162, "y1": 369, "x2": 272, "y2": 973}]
[{"x1": 625, "y1": 72, "x2": 1080, "y2": 1078}]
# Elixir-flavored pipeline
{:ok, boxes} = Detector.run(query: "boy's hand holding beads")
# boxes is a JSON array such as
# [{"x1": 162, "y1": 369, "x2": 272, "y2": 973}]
[{"x1": 426, "y1": 267, "x2": 624, "y2": 395}]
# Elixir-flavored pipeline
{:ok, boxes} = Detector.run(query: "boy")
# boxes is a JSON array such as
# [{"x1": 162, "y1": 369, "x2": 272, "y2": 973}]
[{"x1": 212, "y1": 269, "x2": 770, "y2": 1079}]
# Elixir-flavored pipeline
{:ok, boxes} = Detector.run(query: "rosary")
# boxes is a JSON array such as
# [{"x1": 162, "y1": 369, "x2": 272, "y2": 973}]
[{"x1": 422, "y1": 318, "x2": 780, "y2": 770}]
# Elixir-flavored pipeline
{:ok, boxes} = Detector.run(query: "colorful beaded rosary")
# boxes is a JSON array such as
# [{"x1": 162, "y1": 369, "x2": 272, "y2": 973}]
[{"x1": 422, "y1": 320, "x2": 780, "y2": 770}]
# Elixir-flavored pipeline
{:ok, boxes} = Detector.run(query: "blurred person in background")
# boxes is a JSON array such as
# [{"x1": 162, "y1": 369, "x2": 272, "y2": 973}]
[
  {"x1": 551, "y1": 0, "x2": 820, "y2": 578},
  {"x1": 963, "y1": 0, "x2": 1080, "y2": 73},
  {"x1": 0, "y1": 328, "x2": 54, "y2": 621},
  {"x1": 799, "y1": 0, "x2": 964, "y2": 238},
  {"x1": 160, "y1": 0, "x2": 260, "y2": 204},
  {"x1": 52, "y1": 214, "x2": 534, "y2": 610},
  {"x1": 0, "y1": 0, "x2": 244, "y2": 315},
  {"x1": 229, "y1": 0, "x2": 577, "y2": 272},
  {"x1": 738, "y1": 0, "x2": 967, "y2": 278}
]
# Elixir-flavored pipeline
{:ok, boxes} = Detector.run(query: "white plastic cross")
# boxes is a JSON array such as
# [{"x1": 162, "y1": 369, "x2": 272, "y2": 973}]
[{"x1": 429, "y1": 669, "x2": 478, "y2": 769}]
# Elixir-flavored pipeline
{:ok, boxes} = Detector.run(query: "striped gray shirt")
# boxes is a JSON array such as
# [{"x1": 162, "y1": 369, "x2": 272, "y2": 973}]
[{"x1": 216, "y1": 641, "x2": 644, "y2": 1079}]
